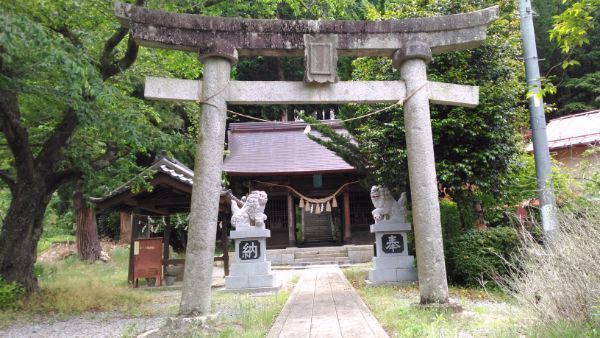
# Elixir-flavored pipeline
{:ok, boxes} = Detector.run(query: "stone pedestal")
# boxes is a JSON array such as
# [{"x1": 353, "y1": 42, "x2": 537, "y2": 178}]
[
  {"x1": 368, "y1": 221, "x2": 417, "y2": 284},
  {"x1": 225, "y1": 228, "x2": 279, "y2": 291}
]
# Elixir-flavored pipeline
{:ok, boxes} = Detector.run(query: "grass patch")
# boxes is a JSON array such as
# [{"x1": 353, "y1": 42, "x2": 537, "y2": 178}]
[
  {"x1": 343, "y1": 267, "x2": 531, "y2": 337},
  {"x1": 37, "y1": 233, "x2": 75, "y2": 254},
  {"x1": 0, "y1": 247, "x2": 161, "y2": 327},
  {"x1": 2, "y1": 242, "x2": 294, "y2": 337},
  {"x1": 525, "y1": 320, "x2": 599, "y2": 337},
  {"x1": 211, "y1": 290, "x2": 291, "y2": 338},
  {"x1": 37, "y1": 224, "x2": 75, "y2": 254},
  {"x1": 344, "y1": 266, "x2": 598, "y2": 337},
  {"x1": 131, "y1": 287, "x2": 293, "y2": 337},
  {"x1": 27, "y1": 247, "x2": 157, "y2": 315}
]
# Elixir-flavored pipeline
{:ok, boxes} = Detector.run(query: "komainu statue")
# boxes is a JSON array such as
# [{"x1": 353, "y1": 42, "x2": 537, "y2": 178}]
[
  {"x1": 370, "y1": 186, "x2": 408, "y2": 223},
  {"x1": 231, "y1": 190, "x2": 268, "y2": 230}
]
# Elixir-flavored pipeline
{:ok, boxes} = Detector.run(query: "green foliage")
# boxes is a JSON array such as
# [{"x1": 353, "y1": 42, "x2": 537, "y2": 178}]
[
  {"x1": 36, "y1": 193, "x2": 75, "y2": 253},
  {"x1": 295, "y1": 206, "x2": 303, "y2": 243},
  {"x1": 0, "y1": 189, "x2": 10, "y2": 228},
  {"x1": 97, "y1": 212, "x2": 120, "y2": 240},
  {"x1": 0, "y1": 0, "x2": 198, "y2": 201},
  {"x1": 549, "y1": 0, "x2": 599, "y2": 54},
  {"x1": 561, "y1": 71, "x2": 600, "y2": 112},
  {"x1": 445, "y1": 227, "x2": 519, "y2": 286},
  {"x1": 439, "y1": 199, "x2": 463, "y2": 240},
  {"x1": 578, "y1": 147, "x2": 600, "y2": 197},
  {"x1": 536, "y1": 0, "x2": 600, "y2": 116},
  {"x1": 0, "y1": 277, "x2": 24, "y2": 310},
  {"x1": 1, "y1": 244, "x2": 292, "y2": 332},
  {"x1": 526, "y1": 320, "x2": 599, "y2": 338}
]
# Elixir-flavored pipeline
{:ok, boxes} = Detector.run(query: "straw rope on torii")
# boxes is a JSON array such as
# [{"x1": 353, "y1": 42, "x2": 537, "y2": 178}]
[
  {"x1": 194, "y1": 80, "x2": 428, "y2": 125},
  {"x1": 252, "y1": 180, "x2": 359, "y2": 214}
]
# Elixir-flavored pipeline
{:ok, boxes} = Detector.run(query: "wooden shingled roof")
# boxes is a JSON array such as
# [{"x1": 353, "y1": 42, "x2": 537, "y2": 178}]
[{"x1": 223, "y1": 121, "x2": 356, "y2": 176}]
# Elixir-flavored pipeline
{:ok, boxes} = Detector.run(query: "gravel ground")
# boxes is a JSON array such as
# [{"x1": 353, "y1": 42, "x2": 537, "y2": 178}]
[
  {"x1": 0, "y1": 313, "x2": 169, "y2": 338},
  {"x1": 0, "y1": 268, "x2": 300, "y2": 338}
]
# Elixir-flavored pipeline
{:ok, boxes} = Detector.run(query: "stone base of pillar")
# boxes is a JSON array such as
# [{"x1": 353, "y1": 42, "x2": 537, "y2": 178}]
[
  {"x1": 367, "y1": 221, "x2": 417, "y2": 285},
  {"x1": 224, "y1": 228, "x2": 279, "y2": 291}
]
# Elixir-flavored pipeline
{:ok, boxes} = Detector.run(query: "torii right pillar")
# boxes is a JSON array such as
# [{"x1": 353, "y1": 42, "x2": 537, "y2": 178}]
[{"x1": 393, "y1": 42, "x2": 449, "y2": 304}]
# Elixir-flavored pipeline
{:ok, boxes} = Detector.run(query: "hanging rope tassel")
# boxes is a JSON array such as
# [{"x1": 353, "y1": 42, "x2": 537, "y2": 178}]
[
  {"x1": 316, "y1": 204, "x2": 322, "y2": 214},
  {"x1": 299, "y1": 199, "x2": 305, "y2": 208},
  {"x1": 325, "y1": 201, "x2": 332, "y2": 212},
  {"x1": 332, "y1": 198, "x2": 338, "y2": 208}
]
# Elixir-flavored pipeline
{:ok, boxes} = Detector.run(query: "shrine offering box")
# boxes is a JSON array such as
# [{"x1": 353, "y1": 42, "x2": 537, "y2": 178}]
[{"x1": 133, "y1": 237, "x2": 162, "y2": 287}]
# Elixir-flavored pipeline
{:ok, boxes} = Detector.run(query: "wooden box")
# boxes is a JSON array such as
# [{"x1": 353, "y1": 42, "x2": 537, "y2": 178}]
[{"x1": 133, "y1": 237, "x2": 162, "y2": 287}]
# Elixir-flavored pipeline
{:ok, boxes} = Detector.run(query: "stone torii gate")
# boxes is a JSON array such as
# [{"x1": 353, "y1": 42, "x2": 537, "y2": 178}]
[{"x1": 114, "y1": 3, "x2": 499, "y2": 313}]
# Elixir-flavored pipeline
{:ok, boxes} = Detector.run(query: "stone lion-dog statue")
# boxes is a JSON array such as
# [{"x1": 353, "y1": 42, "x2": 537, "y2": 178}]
[
  {"x1": 231, "y1": 190, "x2": 268, "y2": 229},
  {"x1": 370, "y1": 185, "x2": 408, "y2": 223}
]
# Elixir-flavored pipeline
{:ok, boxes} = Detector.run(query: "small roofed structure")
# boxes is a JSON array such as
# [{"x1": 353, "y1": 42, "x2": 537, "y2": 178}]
[
  {"x1": 93, "y1": 155, "x2": 234, "y2": 285},
  {"x1": 527, "y1": 110, "x2": 600, "y2": 169},
  {"x1": 93, "y1": 155, "x2": 234, "y2": 215},
  {"x1": 224, "y1": 121, "x2": 373, "y2": 249}
]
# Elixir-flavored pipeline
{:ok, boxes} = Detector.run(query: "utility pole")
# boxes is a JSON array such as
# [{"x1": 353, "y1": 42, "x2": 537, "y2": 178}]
[{"x1": 519, "y1": 0, "x2": 558, "y2": 236}]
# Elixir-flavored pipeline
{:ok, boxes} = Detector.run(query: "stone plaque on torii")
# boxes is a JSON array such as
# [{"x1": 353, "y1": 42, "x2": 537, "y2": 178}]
[{"x1": 114, "y1": 3, "x2": 499, "y2": 312}]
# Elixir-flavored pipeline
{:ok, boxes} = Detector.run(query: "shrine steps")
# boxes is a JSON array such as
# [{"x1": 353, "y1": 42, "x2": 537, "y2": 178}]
[
  {"x1": 266, "y1": 245, "x2": 373, "y2": 266},
  {"x1": 302, "y1": 212, "x2": 335, "y2": 243}
]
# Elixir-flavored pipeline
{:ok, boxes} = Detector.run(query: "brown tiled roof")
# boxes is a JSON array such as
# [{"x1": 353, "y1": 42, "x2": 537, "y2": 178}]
[
  {"x1": 223, "y1": 121, "x2": 356, "y2": 176},
  {"x1": 526, "y1": 110, "x2": 600, "y2": 151}
]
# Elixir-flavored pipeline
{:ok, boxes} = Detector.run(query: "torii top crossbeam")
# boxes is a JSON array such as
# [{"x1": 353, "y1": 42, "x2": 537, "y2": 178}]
[{"x1": 115, "y1": 3, "x2": 498, "y2": 57}]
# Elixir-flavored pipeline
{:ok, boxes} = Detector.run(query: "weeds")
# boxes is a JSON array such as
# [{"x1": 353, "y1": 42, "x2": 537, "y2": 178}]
[
  {"x1": 0, "y1": 278, "x2": 23, "y2": 310},
  {"x1": 497, "y1": 205, "x2": 600, "y2": 325},
  {"x1": 211, "y1": 290, "x2": 290, "y2": 337}
]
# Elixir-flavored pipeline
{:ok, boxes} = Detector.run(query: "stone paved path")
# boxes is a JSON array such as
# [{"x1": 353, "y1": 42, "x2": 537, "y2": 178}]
[{"x1": 268, "y1": 266, "x2": 389, "y2": 338}]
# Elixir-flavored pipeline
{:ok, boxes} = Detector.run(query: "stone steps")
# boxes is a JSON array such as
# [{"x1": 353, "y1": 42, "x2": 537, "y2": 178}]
[
  {"x1": 294, "y1": 251, "x2": 348, "y2": 259},
  {"x1": 293, "y1": 248, "x2": 349, "y2": 265},
  {"x1": 303, "y1": 212, "x2": 334, "y2": 242},
  {"x1": 294, "y1": 257, "x2": 352, "y2": 265},
  {"x1": 267, "y1": 245, "x2": 373, "y2": 266}
]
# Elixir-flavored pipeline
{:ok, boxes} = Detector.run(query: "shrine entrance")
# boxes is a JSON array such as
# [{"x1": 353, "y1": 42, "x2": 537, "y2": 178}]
[
  {"x1": 114, "y1": 2, "x2": 499, "y2": 307},
  {"x1": 222, "y1": 120, "x2": 373, "y2": 248}
]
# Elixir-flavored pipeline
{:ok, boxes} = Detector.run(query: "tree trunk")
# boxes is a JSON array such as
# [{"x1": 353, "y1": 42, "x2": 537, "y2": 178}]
[
  {"x1": 119, "y1": 212, "x2": 133, "y2": 244},
  {"x1": 73, "y1": 181, "x2": 102, "y2": 262},
  {"x1": 474, "y1": 202, "x2": 487, "y2": 231},
  {"x1": 0, "y1": 180, "x2": 51, "y2": 293}
]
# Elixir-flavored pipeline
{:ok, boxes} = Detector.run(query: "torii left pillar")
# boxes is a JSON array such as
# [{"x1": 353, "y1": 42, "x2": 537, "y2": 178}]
[{"x1": 180, "y1": 45, "x2": 237, "y2": 315}]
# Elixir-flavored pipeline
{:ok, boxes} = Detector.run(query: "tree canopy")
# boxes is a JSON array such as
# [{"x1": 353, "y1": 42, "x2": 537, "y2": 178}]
[{"x1": 535, "y1": 0, "x2": 600, "y2": 117}]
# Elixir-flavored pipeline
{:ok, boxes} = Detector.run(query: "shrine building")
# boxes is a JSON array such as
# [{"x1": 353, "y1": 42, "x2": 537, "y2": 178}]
[{"x1": 223, "y1": 120, "x2": 373, "y2": 249}]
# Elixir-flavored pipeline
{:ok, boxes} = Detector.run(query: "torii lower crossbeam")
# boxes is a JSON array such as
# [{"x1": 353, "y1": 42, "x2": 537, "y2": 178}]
[{"x1": 145, "y1": 77, "x2": 479, "y2": 107}]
